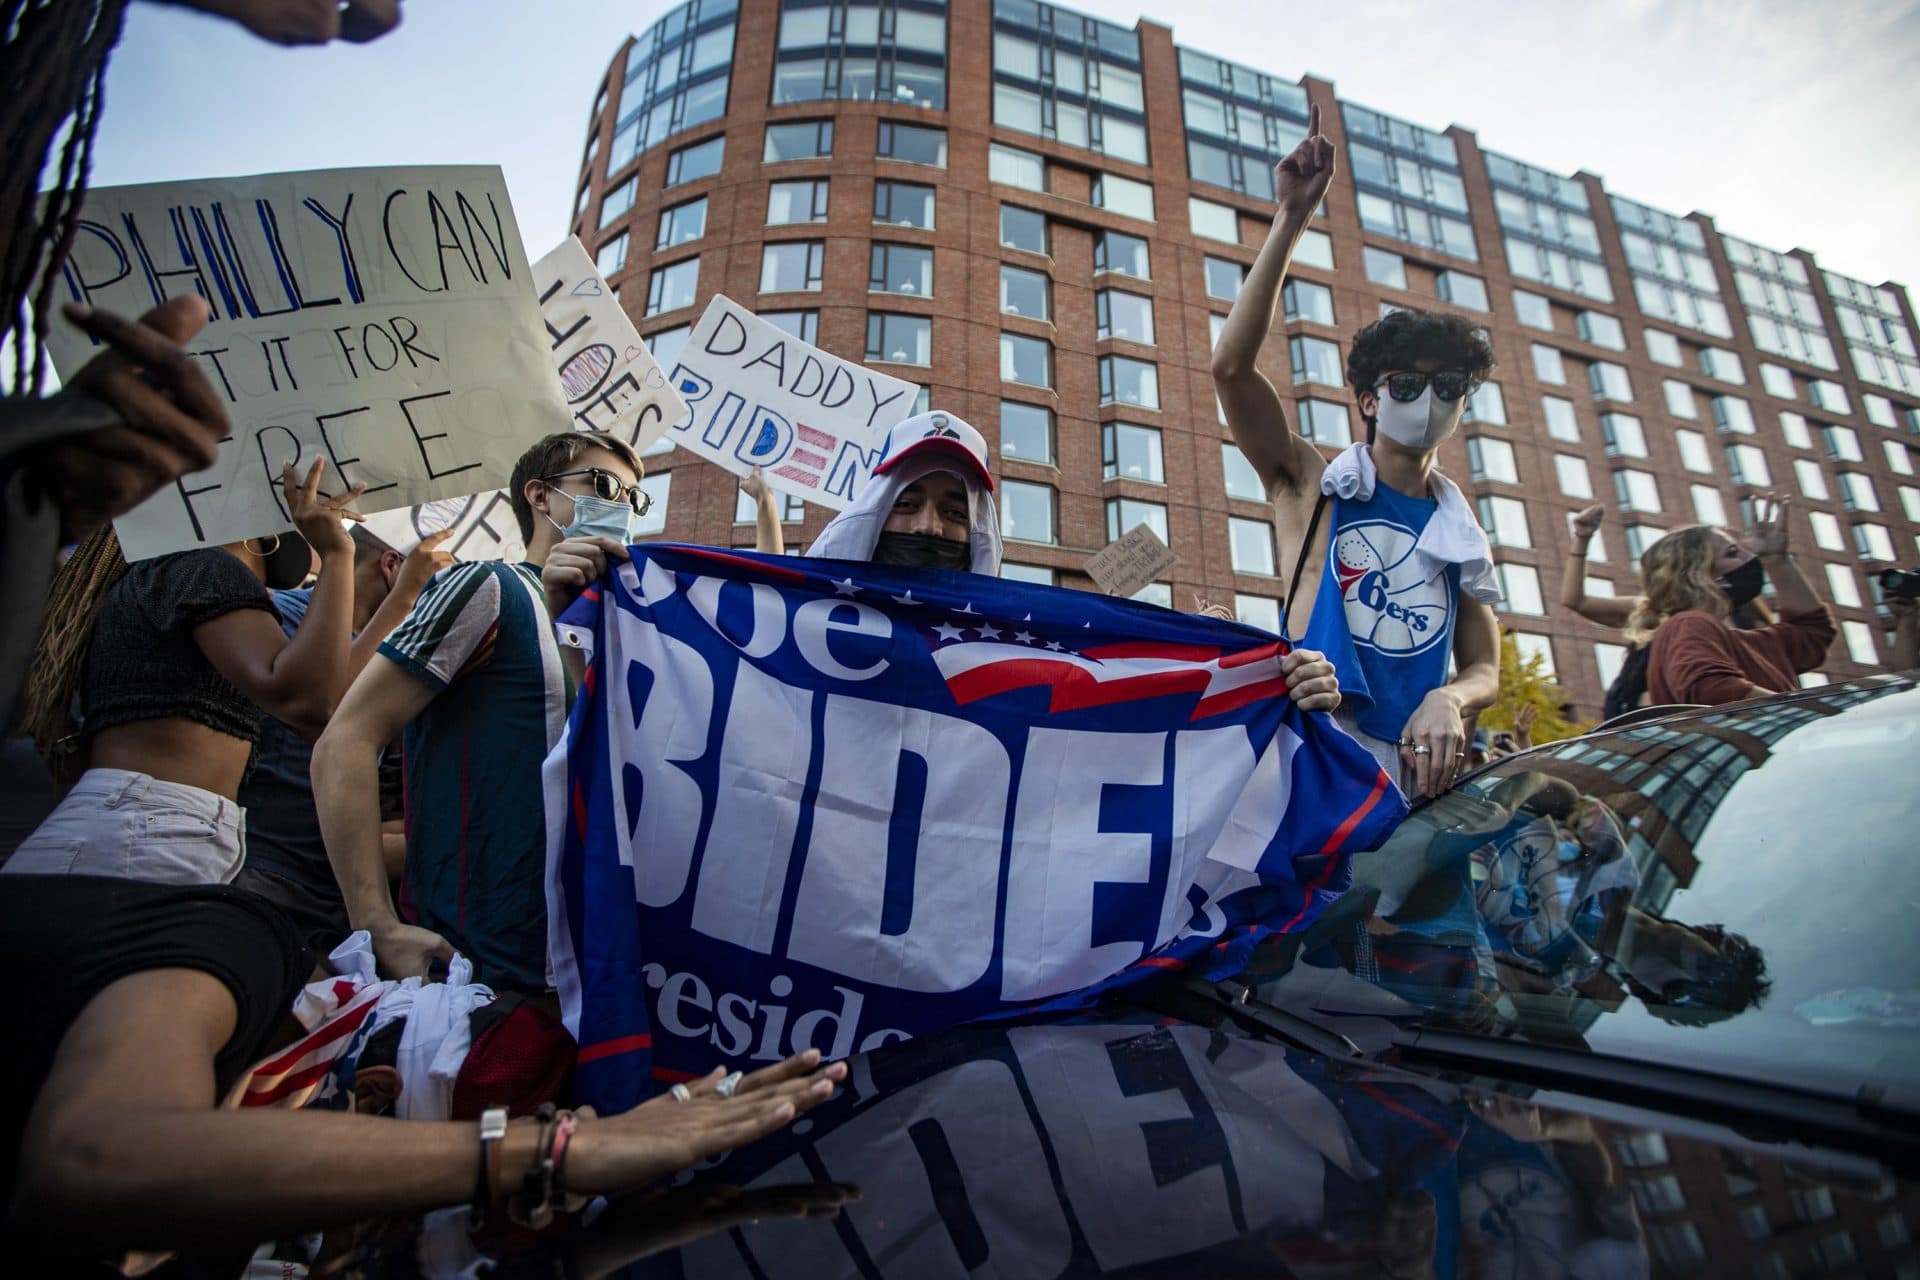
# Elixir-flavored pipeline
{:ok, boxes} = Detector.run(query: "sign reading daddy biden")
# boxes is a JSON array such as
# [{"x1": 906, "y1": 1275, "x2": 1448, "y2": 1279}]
[{"x1": 546, "y1": 547, "x2": 1407, "y2": 1112}]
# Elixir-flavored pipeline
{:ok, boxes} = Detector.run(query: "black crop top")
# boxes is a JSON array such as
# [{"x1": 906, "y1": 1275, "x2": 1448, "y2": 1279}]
[{"x1": 81, "y1": 549, "x2": 276, "y2": 744}]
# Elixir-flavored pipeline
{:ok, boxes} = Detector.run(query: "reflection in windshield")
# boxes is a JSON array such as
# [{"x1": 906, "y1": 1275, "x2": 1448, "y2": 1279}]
[{"x1": 1321, "y1": 677, "x2": 1918, "y2": 1089}]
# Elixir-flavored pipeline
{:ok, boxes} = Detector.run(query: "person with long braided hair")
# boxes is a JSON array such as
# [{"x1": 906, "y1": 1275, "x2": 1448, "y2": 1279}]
[
  {"x1": 0, "y1": 0, "x2": 403, "y2": 717},
  {"x1": 6, "y1": 457, "x2": 366, "y2": 883}
]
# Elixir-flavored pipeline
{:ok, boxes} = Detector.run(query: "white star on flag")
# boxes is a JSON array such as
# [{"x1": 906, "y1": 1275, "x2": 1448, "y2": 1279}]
[
  {"x1": 933, "y1": 622, "x2": 966, "y2": 641},
  {"x1": 977, "y1": 622, "x2": 1004, "y2": 639},
  {"x1": 1044, "y1": 640, "x2": 1065, "y2": 651},
  {"x1": 892, "y1": 590, "x2": 919, "y2": 606},
  {"x1": 1013, "y1": 630, "x2": 1036, "y2": 645},
  {"x1": 831, "y1": 578, "x2": 860, "y2": 596},
  {"x1": 957, "y1": 602, "x2": 977, "y2": 614}
]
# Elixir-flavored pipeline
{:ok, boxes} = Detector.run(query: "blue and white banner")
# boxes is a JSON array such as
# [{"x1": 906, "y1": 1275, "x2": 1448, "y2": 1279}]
[{"x1": 545, "y1": 547, "x2": 1406, "y2": 1112}]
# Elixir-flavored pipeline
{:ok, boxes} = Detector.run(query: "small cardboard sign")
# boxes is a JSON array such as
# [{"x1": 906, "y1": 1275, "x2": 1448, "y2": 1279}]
[
  {"x1": 1086, "y1": 522, "x2": 1179, "y2": 599},
  {"x1": 532, "y1": 236, "x2": 683, "y2": 452},
  {"x1": 664, "y1": 295, "x2": 920, "y2": 509},
  {"x1": 44, "y1": 165, "x2": 566, "y2": 560}
]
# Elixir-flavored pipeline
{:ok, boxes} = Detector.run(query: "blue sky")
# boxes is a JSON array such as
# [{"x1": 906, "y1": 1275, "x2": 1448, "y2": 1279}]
[{"x1": 91, "y1": 0, "x2": 1920, "y2": 294}]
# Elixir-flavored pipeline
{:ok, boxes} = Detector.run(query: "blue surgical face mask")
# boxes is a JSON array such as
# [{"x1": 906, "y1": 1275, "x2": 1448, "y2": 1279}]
[{"x1": 546, "y1": 487, "x2": 637, "y2": 543}]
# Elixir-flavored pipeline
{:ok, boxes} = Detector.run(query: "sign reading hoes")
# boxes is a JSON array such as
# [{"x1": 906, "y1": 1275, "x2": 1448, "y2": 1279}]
[
  {"x1": 532, "y1": 236, "x2": 683, "y2": 452},
  {"x1": 666, "y1": 295, "x2": 920, "y2": 510},
  {"x1": 44, "y1": 165, "x2": 566, "y2": 560}
]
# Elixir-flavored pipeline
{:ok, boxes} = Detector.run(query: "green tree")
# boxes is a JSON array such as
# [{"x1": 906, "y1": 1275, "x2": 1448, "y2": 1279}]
[{"x1": 1480, "y1": 632, "x2": 1595, "y2": 745}]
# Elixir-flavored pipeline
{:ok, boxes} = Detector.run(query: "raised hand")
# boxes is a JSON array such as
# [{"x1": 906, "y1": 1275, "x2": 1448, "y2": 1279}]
[
  {"x1": 742, "y1": 465, "x2": 769, "y2": 503},
  {"x1": 1742, "y1": 492, "x2": 1792, "y2": 558},
  {"x1": 281, "y1": 457, "x2": 366, "y2": 560},
  {"x1": 1274, "y1": 101, "x2": 1337, "y2": 223},
  {"x1": 1570, "y1": 503, "x2": 1606, "y2": 542},
  {"x1": 394, "y1": 528, "x2": 456, "y2": 598}
]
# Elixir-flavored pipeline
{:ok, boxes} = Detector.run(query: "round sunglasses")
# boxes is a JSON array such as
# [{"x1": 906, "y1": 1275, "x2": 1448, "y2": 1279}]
[
  {"x1": 543, "y1": 466, "x2": 652, "y2": 517},
  {"x1": 1375, "y1": 370, "x2": 1473, "y2": 403}
]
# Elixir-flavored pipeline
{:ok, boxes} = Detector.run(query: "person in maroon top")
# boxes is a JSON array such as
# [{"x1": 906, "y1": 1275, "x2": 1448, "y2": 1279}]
[{"x1": 1631, "y1": 496, "x2": 1836, "y2": 706}]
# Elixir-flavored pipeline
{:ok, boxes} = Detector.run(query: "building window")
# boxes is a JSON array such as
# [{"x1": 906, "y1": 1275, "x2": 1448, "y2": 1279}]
[
  {"x1": 1468, "y1": 436, "x2": 1518, "y2": 483},
  {"x1": 1808, "y1": 509, "x2": 1844, "y2": 550},
  {"x1": 1675, "y1": 428, "x2": 1710, "y2": 472},
  {"x1": 767, "y1": 177, "x2": 829, "y2": 225},
  {"x1": 595, "y1": 232, "x2": 629, "y2": 278},
  {"x1": 1594, "y1": 641, "x2": 1628, "y2": 686},
  {"x1": 869, "y1": 242, "x2": 932, "y2": 295},
  {"x1": 1000, "y1": 204, "x2": 1047, "y2": 254},
  {"x1": 1576, "y1": 310, "x2": 1626, "y2": 350},
  {"x1": 1902, "y1": 484, "x2": 1920, "y2": 521},
  {"x1": 1293, "y1": 228, "x2": 1335, "y2": 270},
  {"x1": 1644, "y1": 328, "x2": 1683, "y2": 367},
  {"x1": 1808, "y1": 378, "x2": 1853, "y2": 414},
  {"x1": 1363, "y1": 246, "x2": 1408, "y2": 290},
  {"x1": 1725, "y1": 443, "x2": 1771, "y2": 487},
  {"x1": 736, "y1": 486, "x2": 805, "y2": 524},
  {"x1": 775, "y1": 4, "x2": 948, "y2": 110},
  {"x1": 1697, "y1": 346, "x2": 1746, "y2": 384},
  {"x1": 1299, "y1": 399, "x2": 1352, "y2": 445},
  {"x1": 1099, "y1": 354, "x2": 1160, "y2": 409},
  {"x1": 1466, "y1": 381, "x2": 1507, "y2": 424},
  {"x1": 1000, "y1": 263, "x2": 1050, "y2": 319},
  {"x1": 646, "y1": 257, "x2": 699, "y2": 317},
  {"x1": 1234, "y1": 593, "x2": 1281, "y2": 632},
  {"x1": 1000, "y1": 479, "x2": 1057, "y2": 544},
  {"x1": 1093, "y1": 229, "x2": 1149, "y2": 279},
  {"x1": 1760, "y1": 362, "x2": 1796, "y2": 400},
  {"x1": 1651, "y1": 1222, "x2": 1706, "y2": 1270},
  {"x1": 665, "y1": 135, "x2": 725, "y2": 185},
  {"x1": 1863, "y1": 392, "x2": 1898, "y2": 427},
  {"x1": 877, "y1": 120, "x2": 948, "y2": 166},
  {"x1": 873, "y1": 179, "x2": 935, "y2": 228},
  {"x1": 1601, "y1": 413, "x2": 1647, "y2": 457},
  {"x1": 1292, "y1": 335, "x2": 1344, "y2": 387},
  {"x1": 1283, "y1": 279, "x2": 1334, "y2": 325},
  {"x1": 1624, "y1": 523, "x2": 1664, "y2": 565},
  {"x1": 1614, "y1": 193, "x2": 1731, "y2": 338},
  {"x1": 1825, "y1": 562, "x2": 1863, "y2": 608},
  {"x1": 1855, "y1": 522, "x2": 1897, "y2": 561},
  {"x1": 764, "y1": 118, "x2": 834, "y2": 162},
  {"x1": 1713, "y1": 395, "x2": 1756, "y2": 434},
  {"x1": 1206, "y1": 256, "x2": 1246, "y2": 301},
  {"x1": 656, "y1": 196, "x2": 708, "y2": 249},
  {"x1": 865, "y1": 312, "x2": 931, "y2": 365},
  {"x1": 1477, "y1": 494, "x2": 1532, "y2": 547},
  {"x1": 1690, "y1": 483, "x2": 1727, "y2": 525},
  {"x1": 1512, "y1": 289, "x2": 1553, "y2": 331},
  {"x1": 1343, "y1": 103, "x2": 1476, "y2": 260},
  {"x1": 1002, "y1": 562, "x2": 1055, "y2": 585},
  {"x1": 1554, "y1": 454, "x2": 1593, "y2": 498},
  {"x1": 1226, "y1": 516, "x2": 1275, "y2": 574},
  {"x1": 1495, "y1": 562, "x2": 1545, "y2": 614},
  {"x1": 1189, "y1": 197, "x2": 1238, "y2": 243},
  {"x1": 989, "y1": 141, "x2": 1046, "y2": 190},
  {"x1": 1824, "y1": 423, "x2": 1865, "y2": 462},
  {"x1": 1780, "y1": 410, "x2": 1814, "y2": 448},
  {"x1": 1106, "y1": 496, "x2": 1168, "y2": 543},
  {"x1": 1091, "y1": 171, "x2": 1155, "y2": 221},
  {"x1": 761, "y1": 240, "x2": 825, "y2": 292},
  {"x1": 646, "y1": 322, "x2": 691, "y2": 372},
  {"x1": 1589, "y1": 361, "x2": 1633, "y2": 401},
  {"x1": 1096, "y1": 289, "x2": 1154, "y2": 342},
  {"x1": 1813, "y1": 1231, "x2": 1858, "y2": 1271},
  {"x1": 993, "y1": 20, "x2": 1148, "y2": 163},
  {"x1": 1000, "y1": 332, "x2": 1052, "y2": 387},
  {"x1": 1131, "y1": 582, "x2": 1172, "y2": 607},
  {"x1": 1794, "y1": 458, "x2": 1830, "y2": 500},
  {"x1": 614, "y1": 5, "x2": 735, "y2": 170},
  {"x1": 1437, "y1": 270, "x2": 1489, "y2": 311},
  {"x1": 1662, "y1": 379, "x2": 1697, "y2": 419},
  {"x1": 1222, "y1": 443, "x2": 1265, "y2": 501},
  {"x1": 1542, "y1": 395, "x2": 1579, "y2": 441},
  {"x1": 1532, "y1": 344, "x2": 1566, "y2": 384},
  {"x1": 1102, "y1": 422, "x2": 1163, "y2": 482},
  {"x1": 760, "y1": 309, "x2": 819, "y2": 343},
  {"x1": 600, "y1": 175, "x2": 638, "y2": 228},
  {"x1": 1888, "y1": 439, "x2": 1917, "y2": 475},
  {"x1": 1839, "y1": 471, "x2": 1880, "y2": 512},
  {"x1": 1000, "y1": 400, "x2": 1054, "y2": 465},
  {"x1": 1613, "y1": 468, "x2": 1661, "y2": 513}
]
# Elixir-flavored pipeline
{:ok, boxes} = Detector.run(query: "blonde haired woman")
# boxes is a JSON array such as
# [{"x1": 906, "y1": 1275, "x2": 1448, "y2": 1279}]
[{"x1": 1632, "y1": 496, "x2": 1835, "y2": 707}]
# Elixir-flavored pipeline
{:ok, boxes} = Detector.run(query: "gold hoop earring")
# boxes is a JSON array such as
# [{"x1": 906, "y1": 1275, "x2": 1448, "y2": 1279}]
[{"x1": 244, "y1": 534, "x2": 282, "y2": 557}]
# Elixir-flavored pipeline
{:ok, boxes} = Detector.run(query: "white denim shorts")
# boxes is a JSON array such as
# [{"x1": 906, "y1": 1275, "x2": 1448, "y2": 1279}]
[{"x1": 2, "y1": 767, "x2": 246, "y2": 885}]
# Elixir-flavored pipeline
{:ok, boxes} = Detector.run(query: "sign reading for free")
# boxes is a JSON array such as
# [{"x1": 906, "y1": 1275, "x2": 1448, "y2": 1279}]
[{"x1": 44, "y1": 165, "x2": 567, "y2": 560}]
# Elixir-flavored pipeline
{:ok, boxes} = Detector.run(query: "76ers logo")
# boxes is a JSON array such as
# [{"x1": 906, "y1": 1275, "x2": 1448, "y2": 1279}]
[{"x1": 1333, "y1": 520, "x2": 1453, "y2": 656}]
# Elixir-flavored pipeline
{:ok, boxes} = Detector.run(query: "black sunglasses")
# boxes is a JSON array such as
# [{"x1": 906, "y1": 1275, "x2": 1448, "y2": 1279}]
[
  {"x1": 543, "y1": 467, "x2": 652, "y2": 517},
  {"x1": 1376, "y1": 370, "x2": 1472, "y2": 403}
]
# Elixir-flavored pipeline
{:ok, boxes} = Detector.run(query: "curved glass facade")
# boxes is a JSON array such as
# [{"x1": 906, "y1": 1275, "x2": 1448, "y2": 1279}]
[
  {"x1": 607, "y1": 0, "x2": 738, "y2": 178},
  {"x1": 773, "y1": 0, "x2": 949, "y2": 110}
]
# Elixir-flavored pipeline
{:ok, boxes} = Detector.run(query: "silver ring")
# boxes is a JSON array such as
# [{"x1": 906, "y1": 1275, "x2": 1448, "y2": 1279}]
[
  {"x1": 715, "y1": 1070, "x2": 743, "y2": 1099},
  {"x1": 1412, "y1": 745, "x2": 1431, "y2": 756},
  {"x1": 670, "y1": 1082, "x2": 692, "y2": 1103}
]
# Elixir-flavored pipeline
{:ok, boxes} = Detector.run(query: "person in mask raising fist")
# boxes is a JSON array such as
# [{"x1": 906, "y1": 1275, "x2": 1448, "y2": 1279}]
[
  {"x1": 1635, "y1": 495, "x2": 1835, "y2": 706},
  {"x1": 1211, "y1": 101, "x2": 1501, "y2": 798}
]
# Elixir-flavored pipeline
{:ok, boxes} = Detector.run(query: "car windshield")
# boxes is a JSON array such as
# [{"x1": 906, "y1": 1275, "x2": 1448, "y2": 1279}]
[{"x1": 1261, "y1": 676, "x2": 1920, "y2": 1098}]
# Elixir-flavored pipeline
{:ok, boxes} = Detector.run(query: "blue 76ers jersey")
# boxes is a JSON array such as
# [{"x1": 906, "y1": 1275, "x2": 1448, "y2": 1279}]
[{"x1": 1297, "y1": 482, "x2": 1460, "y2": 744}]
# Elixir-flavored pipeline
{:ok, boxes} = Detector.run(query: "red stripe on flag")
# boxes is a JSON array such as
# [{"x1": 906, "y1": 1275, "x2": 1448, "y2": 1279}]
[
  {"x1": 1357, "y1": 1081, "x2": 1461, "y2": 1151},
  {"x1": 1316, "y1": 769, "x2": 1391, "y2": 858},
  {"x1": 577, "y1": 1033, "x2": 653, "y2": 1065},
  {"x1": 1081, "y1": 640, "x2": 1223, "y2": 661},
  {"x1": 1191, "y1": 676, "x2": 1292, "y2": 719},
  {"x1": 1135, "y1": 956, "x2": 1184, "y2": 970},
  {"x1": 668, "y1": 546, "x2": 810, "y2": 584},
  {"x1": 248, "y1": 993, "x2": 380, "y2": 1077},
  {"x1": 572, "y1": 780, "x2": 588, "y2": 843}
]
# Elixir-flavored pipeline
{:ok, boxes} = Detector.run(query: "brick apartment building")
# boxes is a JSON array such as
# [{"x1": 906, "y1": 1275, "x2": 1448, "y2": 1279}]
[{"x1": 567, "y1": 0, "x2": 1920, "y2": 718}]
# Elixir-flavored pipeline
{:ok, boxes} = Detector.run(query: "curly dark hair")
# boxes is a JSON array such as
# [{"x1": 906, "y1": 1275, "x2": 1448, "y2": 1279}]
[{"x1": 1346, "y1": 309, "x2": 1496, "y2": 397}]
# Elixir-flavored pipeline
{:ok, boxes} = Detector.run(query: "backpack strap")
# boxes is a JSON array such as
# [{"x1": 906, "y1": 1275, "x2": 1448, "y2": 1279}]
[{"x1": 1278, "y1": 488, "x2": 1332, "y2": 640}]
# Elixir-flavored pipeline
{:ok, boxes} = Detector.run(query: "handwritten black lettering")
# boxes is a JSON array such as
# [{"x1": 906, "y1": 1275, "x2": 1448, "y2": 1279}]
[
  {"x1": 455, "y1": 190, "x2": 512, "y2": 282},
  {"x1": 382, "y1": 190, "x2": 441, "y2": 294},
  {"x1": 425, "y1": 192, "x2": 478, "y2": 289},
  {"x1": 192, "y1": 348, "x2": 236, "y2": 403},
  {"x1": 299, "y1": 193, "x2": 364, "y2": 304},
  {"x1": 58, "y1": 221, "x2": 132, "y2": 319},
  {"x1": 316, "y1": 406, "x2": 399, "y2": 497},
  {"x1": 399, "y1": 390, "x2": 481, "y2": 480},
  {"x1": 703, "y1": 309, "x2": 749, "y2": 357},
  {"x1": 742, "y1": 339, "x2": 789, "y2": 381}
]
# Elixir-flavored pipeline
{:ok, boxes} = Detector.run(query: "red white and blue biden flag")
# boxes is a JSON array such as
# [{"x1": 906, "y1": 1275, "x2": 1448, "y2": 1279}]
[{"x1": 546, "y1": 546, "x2": 1406, "y2": 1112}]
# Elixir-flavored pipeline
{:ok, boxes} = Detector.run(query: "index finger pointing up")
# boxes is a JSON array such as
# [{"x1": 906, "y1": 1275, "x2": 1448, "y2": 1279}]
[{"x1": 1308, "y1": 100, "x2": 1321, "y2": 138}]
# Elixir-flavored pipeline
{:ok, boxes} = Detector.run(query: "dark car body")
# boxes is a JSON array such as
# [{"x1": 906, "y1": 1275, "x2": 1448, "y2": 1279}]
[{"x1": 514, "y1": 678, "x2": 1920, "y2": 1279}]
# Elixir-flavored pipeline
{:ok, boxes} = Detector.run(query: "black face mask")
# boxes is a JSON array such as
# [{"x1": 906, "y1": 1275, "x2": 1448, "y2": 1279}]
[
  {"x1": 872, "y1": 531, "x2": 970, "y2": 570},
  {"x1": 1717, "y1": 557, "x2": 1766, "y2": 609},
  {"x1": 262, "y1": 530, "x2": 315, "y2": 590}
]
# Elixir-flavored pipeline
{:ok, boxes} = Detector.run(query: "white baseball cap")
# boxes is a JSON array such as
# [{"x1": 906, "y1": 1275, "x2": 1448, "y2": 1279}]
[{"x1": 872, "y1": 410, "x2": 994, "y2": 491}]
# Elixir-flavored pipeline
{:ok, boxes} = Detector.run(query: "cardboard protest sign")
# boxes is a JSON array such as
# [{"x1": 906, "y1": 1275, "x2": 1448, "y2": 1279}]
[
  {"x1": 1085, "y1": 522, "x2": 1179, "y2": 599},
  {"x1": 360, "y1": 492, "x2": 524, "y2": 561},
  {"x1": 532, "y1": 236, "x2": 683, "y2": 451},
  {"x1": 43, "y1": 165, "x2": 566, "y2": 560},
  {"x1": 664, "y1": 295, "x2": 920, "y2": 509}
]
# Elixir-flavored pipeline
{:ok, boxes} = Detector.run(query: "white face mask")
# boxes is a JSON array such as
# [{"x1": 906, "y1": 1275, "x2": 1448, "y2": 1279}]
[{"x1": 1373, "y1": 384, "x2": 1465, "y2": 452}]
